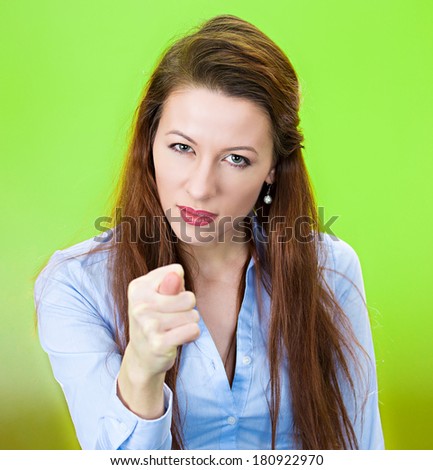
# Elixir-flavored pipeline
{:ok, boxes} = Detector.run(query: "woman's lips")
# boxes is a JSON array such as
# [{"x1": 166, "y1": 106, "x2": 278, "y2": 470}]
[{"x1": 177, "y1": 205, "x2": 217, "y2": 226}]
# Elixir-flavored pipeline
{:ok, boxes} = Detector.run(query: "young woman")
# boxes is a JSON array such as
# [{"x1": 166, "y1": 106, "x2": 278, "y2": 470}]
[{"x1": 34, "y1": 14, "x2": 384, "y2": 450}]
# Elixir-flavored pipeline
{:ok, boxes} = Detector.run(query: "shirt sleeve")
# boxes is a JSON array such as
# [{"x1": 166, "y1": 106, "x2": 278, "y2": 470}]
[
  {"x1": 34, "y1": 250, "x2": 173, "y2": 450},
  {"x1": 331, "y1": 237, "x2": 385, "y2": 450}
]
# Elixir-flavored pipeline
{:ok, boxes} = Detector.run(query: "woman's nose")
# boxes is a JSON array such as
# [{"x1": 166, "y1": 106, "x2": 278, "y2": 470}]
[{"x1": 186, "y1": 159, "x2": 218, "y2": 201}]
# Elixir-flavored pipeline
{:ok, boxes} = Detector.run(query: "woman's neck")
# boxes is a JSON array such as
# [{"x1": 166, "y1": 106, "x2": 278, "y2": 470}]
[{"x1": 188, "y1": 239, "x2": 250, "y2": 282}]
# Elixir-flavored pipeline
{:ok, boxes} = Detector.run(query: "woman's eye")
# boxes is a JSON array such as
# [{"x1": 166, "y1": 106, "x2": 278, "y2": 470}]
[
  {"x1": 226, "y1": 154, "x2": 250, "y2": 168},
  {"x1": 169, "y1": 144, "x2": 250, "y2": 169},
  {"x1": 170, "y1": 143, "x2": 192, "y2": 153}
]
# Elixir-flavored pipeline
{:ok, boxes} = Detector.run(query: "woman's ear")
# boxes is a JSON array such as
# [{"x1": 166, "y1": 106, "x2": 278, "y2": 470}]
[{"x1": 265, "y1": 167, "x2": 275, "y2": 185}]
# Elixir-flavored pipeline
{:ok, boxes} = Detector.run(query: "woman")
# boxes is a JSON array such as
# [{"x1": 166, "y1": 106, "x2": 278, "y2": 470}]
[{"x1": 34, "y1": 14, "x2": 384, "y2": 450}]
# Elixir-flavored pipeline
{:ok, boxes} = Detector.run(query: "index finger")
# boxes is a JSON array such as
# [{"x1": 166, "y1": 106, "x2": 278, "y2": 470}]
[{"x1": 129, "y1": 263, "x2": 185, "y2": 303}]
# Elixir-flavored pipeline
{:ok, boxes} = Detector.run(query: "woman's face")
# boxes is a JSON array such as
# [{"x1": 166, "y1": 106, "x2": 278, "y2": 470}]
[{"x1": 152, "y1": 86, "x2": 275, "y2": 246}]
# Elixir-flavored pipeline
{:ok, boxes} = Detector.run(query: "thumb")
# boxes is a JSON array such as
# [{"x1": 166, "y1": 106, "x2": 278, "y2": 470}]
[{"x1": 158, "y1": 271, "x2": 185, "y2": 295}]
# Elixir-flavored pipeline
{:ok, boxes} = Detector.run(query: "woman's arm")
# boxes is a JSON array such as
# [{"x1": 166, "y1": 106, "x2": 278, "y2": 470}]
[
  {"x1": 34, "y1": 250, "x2": 173, "y2": 450},
  {"x1": 117, "y1": 345, "x2": 166, "y2": 420},
  {"x1": 328, "y1": 235, "x2": 385, "y2": 449}
]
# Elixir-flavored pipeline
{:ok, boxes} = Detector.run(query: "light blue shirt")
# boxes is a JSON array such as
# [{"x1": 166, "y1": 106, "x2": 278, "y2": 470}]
[{"x1": 34, "y1": 215, "x2": 384, "y2": 450}]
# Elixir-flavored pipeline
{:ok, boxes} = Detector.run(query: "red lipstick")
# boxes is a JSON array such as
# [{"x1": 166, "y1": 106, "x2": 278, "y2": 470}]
[{"x1": 177, "y1": 205, "x2": 218, "y2": 226}]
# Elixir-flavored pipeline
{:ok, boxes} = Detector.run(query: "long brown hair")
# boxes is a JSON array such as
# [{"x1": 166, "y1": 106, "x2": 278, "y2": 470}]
[{"x1": 35, "y1": 14, "x2": 370, "y2": 449}]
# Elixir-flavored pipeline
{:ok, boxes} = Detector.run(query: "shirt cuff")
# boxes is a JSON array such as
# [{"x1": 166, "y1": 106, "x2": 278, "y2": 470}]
[{"x1": 97, "y1": 373, "x2": 173, "y2": 449}]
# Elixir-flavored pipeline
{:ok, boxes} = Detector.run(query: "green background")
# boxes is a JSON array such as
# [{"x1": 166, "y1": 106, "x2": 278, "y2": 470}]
[{"x1": 1, "y1": 0, "x2": 432, "y2": 450}]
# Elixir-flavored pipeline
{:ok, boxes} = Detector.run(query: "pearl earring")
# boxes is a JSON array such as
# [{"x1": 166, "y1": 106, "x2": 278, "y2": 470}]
[{"x1": 264, "y1": 183, "x2": 273, "y2": 204}]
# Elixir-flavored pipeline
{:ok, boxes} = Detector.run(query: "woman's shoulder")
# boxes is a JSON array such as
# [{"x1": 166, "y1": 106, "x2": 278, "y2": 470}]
[
  {"x1": 317, "y1": 231, "x2": 361, "y2": 271},
  {"x1": 34, "y1": 230, "x2": 114, "y2": 311},
  {"x1": 34, "y1": 231, "x2": 118, "y2": 355},
  {"x1": 41, "y1": 230, "x2": 112, "y2": 275},
  {"x1": 317, "y1": 231, "x2": 365, "y2": 302}
]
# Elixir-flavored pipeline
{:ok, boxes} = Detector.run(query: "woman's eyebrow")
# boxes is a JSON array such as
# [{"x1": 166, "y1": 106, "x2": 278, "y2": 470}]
[{"x1": 165, "y1": 129, "x2": 259, "y2": 155}]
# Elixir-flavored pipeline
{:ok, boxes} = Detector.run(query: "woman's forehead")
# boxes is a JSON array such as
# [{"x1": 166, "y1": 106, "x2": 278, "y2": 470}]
[{"x1": 159, "y1": 86, "x2": 273, "y2": 149}]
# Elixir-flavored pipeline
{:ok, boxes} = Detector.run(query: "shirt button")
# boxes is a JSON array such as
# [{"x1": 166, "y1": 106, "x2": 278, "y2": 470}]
[
  {"x1": 242, "y1": 355, "x2": 252, "y2": 365},
  {"x1": 227, "y1": 416, "x2": 236, "y2": 425}
]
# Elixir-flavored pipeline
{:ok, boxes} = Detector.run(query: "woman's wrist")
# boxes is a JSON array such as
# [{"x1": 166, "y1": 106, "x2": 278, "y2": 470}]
[
  {"x1": 121, "y1": 343, "x2": 164, "y2": 386},
  {"x1": 117, "y1": 345, "x2": 166, "y2": 419}
]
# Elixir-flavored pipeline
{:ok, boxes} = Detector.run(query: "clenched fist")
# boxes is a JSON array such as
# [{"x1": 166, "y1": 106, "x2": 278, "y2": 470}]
[{"x1": 126, "y1": 263, "x2": 200, "y2": 380}]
